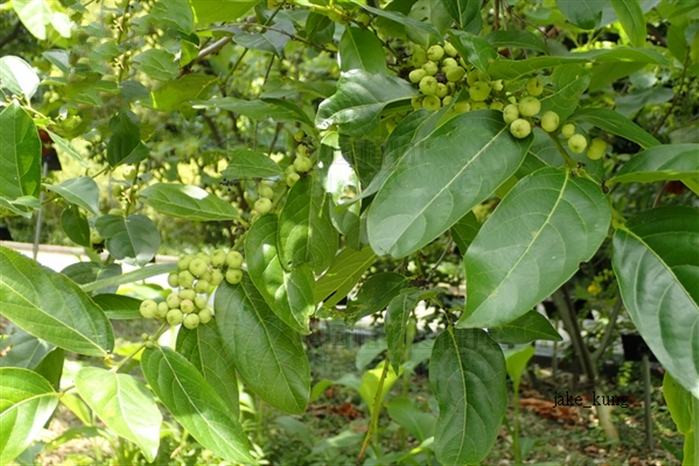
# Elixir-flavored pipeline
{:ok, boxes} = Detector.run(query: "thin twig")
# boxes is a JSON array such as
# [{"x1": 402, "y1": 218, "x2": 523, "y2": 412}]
[
  {"x1": 426, "y1": 239, "x2": 453, "y2": 283},
  {"x1": 652, "y1": 54, "x2": 690, "y2": 136}
]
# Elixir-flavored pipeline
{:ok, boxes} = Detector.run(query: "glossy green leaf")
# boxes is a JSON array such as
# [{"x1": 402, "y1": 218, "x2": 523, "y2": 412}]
[
  {"x1": 451, "y1": 211, "x2": 481, "y2": 255},
  {"x1": 193, "y1": 97, "x2": 312, "y2": 126},
  {"x1": 489, "y1": 56, "x2": 588, "y2": 80},
  {"x1": 46, "y1": 130, "x2": 89, "y2": 168},
  {"x1": 245, "y1": 214, "x2": 314, "y2": 335},
  {"x1": 0, "y1": 56, "x2": 39, "y2": 99},
  {"x1": 357, "y1": 4, "x2": 441, "y2": 47},
  {"x1": 572, "y1": 107, "x2": 660, "y2": 149},
  {"x1": 615, "y1": 87, "x2": 674, "y2": 118},
  {"x1": 355, "y1": 339, "x2": 387, "y2": 372},
  {"x1": 140, "y1": 183, "x2": 240, "y2": 221},
  {"x1": 504, "y1": 345, "x2": 536, "y2": 389},
  {"x1": 176, "y1": 322, "x2": 240, "y2": 417},
  {"x1": 233, "y1": 20, "x2": 294, "y2": 56},
  {"x1": 61, "y1": 205, "x2": 90, "y2": 247},
  {"x1": 611, "y1": 0, "x2": 647, "y2": 47},
  {"x1": 0, "y1": 368, "x2": 59, "y2": 465},
  {"x1": 367, "y1": 110, "x2": 530, "y2": 259},
  {"x1": 385, "y1": 288, "x2": 428, "y2": 372},
  {"x1": 488, "y1": 310, "x2": 563, "y2": 345},
  {"x1": 460, "y1": 167, "x2": 611, "y2": 328},
  {"x1": 133, "y1": 49, "x2": 178, "y2": 81},
  {"x1": 80, "y1": 263, "x2": 177, "y2": 293},
  {"x1": 485, "y1": 30, "x2": 547, "y2": 52},
  {"x1": 612, "y1": 206, "x2": 699, "y2": 399},
  {"x1": 386, "y1": 397, "x2": 436, "y2": 442},
  {"x1": 0, "y1": 246, "x2": 114, "y2": 356},
  {"x1": 33, "y1": 347, "x2": 63, "y2": 392},
  {"x1": 220, "y1": 148, "x2": 283, "y2": 181},
  {"x1": 92, "y1": 294, "x2": 142, "y2": 320},
  {"x1": 610, "y1": 144, "x2": 699, "y2": 183},
  {"x1": 189, "y1": 0, "x2": 256, "y2": 24},
  {"x1": 214, "y1": 275, "x2": 310, "y2": 414},
  {"x1": 95, "y1": 214, "x2": 160, "y2": 267},
  {"x1": 12, "y1": 0, "x2": 70, "y2": 40},
  {"x1": 316, "y1": 70, "x2": 416, "y2": 137},
  {"x1": 407, "y1": 0, "x2": 452, "y2": 45},
  {"x1": 0, "y1": 101, "x2": 41, "y2": 201},
  {"x1": 339, "y1": 26, "x2": 386, "y2": 74},
  {"x1": 449, "y1": 30, "x2": 498, "y2": 77},
  {"x1": 539, "y1": 64, "x2": 591, "y2": 122},
  {"x1": 278, "y1": 176, "x2": 337, "y2": 274},
  {"x1": 62, "y1": 262, "x2": 122, "y2": 291},
  {"x1": 314, "y1": 246, "x2": 375, "y2": 307},
  {"x1": 106, "y1": 110, "x2": 149, "y2": 167},
  {"x1": 429, "y1": 328, "x2": 507, "y2": 465},
  {"x1": 337, "y1": 135, "x2": 382, "y2": 189},
  {"x1": 441, "y1": 0, "x2": 481, "y2": 31},
  {"x1": 44, "y1": 177, "x2": 99, "y2": 215},
  {"x1": 150, "y1": 0, "x2": 194, "y2": 34},
  {"x1": 0, "y1": 326, "x2": 55, "y2": 369},
  {"x1": 75, "y1": 367, "x2": 161, "y2": 462},
  {"x1": 140, "y1": 346, "x2": 253, "y2": 463},
  {"x1": 663, "y1": 372, "x2": 698, "y2": 465},
  {"x1": 150, "y1": 73, "x2": 217, "y2": 112},
  {"x1": 345, "y1": 272, "x2": 410, "y2": 325},
  {"x1": 557, "y1": 0, "x2": 605, "y2": 29},
  {"x1": 358, "y1": 360, "x2": 401, "y2": 414}
]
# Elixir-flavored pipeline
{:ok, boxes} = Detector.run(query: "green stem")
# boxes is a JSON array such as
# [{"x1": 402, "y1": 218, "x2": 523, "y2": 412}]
[
  {"x1": 546, "y1": 131, "x2": 576, "y2": 168},
  {"x1": 110, "y1": 322, "x2": 167, "y2": 373},
  {"x1": 513, "y1": 384, "x2": 521, "y2": 463},
  {"x1": 357, "y1": 359, "x2": 390, "y2": 465}
]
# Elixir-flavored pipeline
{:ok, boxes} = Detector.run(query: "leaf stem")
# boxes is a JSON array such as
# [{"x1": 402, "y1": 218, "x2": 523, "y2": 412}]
[
  {"x1": 357, "y1": 358, "x2": 390, "y2": 465},
  {"x1": 546, "y1": 131, "x2": 576, "y2": 168}
]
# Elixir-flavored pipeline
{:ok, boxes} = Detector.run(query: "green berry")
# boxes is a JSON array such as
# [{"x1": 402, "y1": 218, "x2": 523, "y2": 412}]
[
  {"x1": 122, "y1": 165, "x2": 137, "y2": 180},
  {"x1": 502, "y1": 104, "x2": 520, "y2": 124},
  {"x1": 468, "y1": 82, "x2": 491, "y2": 102},
  {"x1": 435, "y1": 83, "x2": 448, "y2": 98},
  {"x1": 178, "y1": 270, "x2": 194, "y2": 289},
  {"x1": 427, "y1": 45, "x2": 444, "y2": 61},
  {"x1": 198, "y1": 308, "x2": 213, "y2": 324},
  {"x1": 90, "y1": 230, "x2": 103, "y2": 244},
  {"x1": 492, "y1": 80, "x2": 504, "y2": 91},
  {"x1": 194, "y1": 279, "x2": 210, "y2": 293},
  {"x1": 226, "y1": 251, "x2": 244, "y2": 268},
  {"x1": 293, "y1": 130, "x2": 305, "y2": 142},
  {"x1": 166, "y1": 309, "x2": 183, "y2": 326},
  {"x1": 444, "y1": 41, "x2": 458, "y2": 57},
  {"x1": 419, "y1": 76, "x2": 438, "y2": 96},
  {"x1": 156, "y1": 302, "x2": 169, "y2": 319},
  {"x1": 177, "y1": 255, "x2": 193, "y2": 271},
  {"x1": 540, "y1": 111, "x2": 560, "y2": 132},
  {"x1": 194, "y1": 296, "x2": 207, "y2": 309},
  {"x1": 183, "y1": 313, "x2": 200, "y2": 330},
  {"x1": 188, "y1": 258, "x2": 207, "y2": 277},
  {"x1": 254, "y1": 198, "x2": 273, "y2": 215},
  {"x1": 258, "y1": 183, "x2": 274, "y2": 200},
  {"x1": 286, "y1": 172, "x2": 300, "y2": 187},
  {"x1": 587, "y1": 138, "x2": 607, "y2": 160},
  {"x1": 442, "y1": 95, "x2": 452, "y2": 106},
  {"x1": 210, "y1": 249, "x2": 226, "y2": 268},
  {"x1": 210, "y1": 269, "x2": 223, "y2": 286},
  {"x1": 445, "y1": 66, "x2": 465, "y2": 82},
  {"x1": 166, "y1": 293, "x2": 181, "y2": 309},
  {"x1": 471, "y1": 102, "x2": 488, "y2": 110},
  {"x1": 490, "y1": 101, "x2": 504, "y2": 110},
  {"x1": 453, "y1": 101, "x2": 471, "y2": 113},
  {"x1": 422, "y1": 61, "x2": 438, "y2": 76},
  {"x1": 441, "y1": 58, "x2": 458, "y2": 69},
  {"x1": 561, "y1": 123, "x2": 576, "y2": 138},
  {"x1": 179, "y1": 289, "x2": 196, "y2": 301},
  {"x1": 167, "y1": 273, "x2": 179, "y2": 288},
  {"x1": 139, "y1": 299, "x2": 157, "y2": 319},
  {"x1": 201, "y1": 270, "x2": 213, "y2": 284},
  {"x1": 356, "y1": 12, "x2": 371, "y2": 27},
  {"x1": 510, "y1": 119, "x2": 532, "y2": 139},
  {"x1": 518, "y1": 96, "x2": 541, "y2": 117},
  {"x1": 411, "y1": 95, "x2": 423, "y2": 110},
  {"x1": 568, "y1": 134, "x2": 588, "y2": 153},
  {"x1": 108, "y1": 208, "x2": 124, "y2": 216},
  {"x1": 422, "y1": 95, "x2": 441, "y2": 111},
  {"x1": 226, "y1": 269, "x2": 243, "y2": 285},
  {"x1": 293, "y1": 156, "x2": 313, "y2": 173},
  {"x1": 466, "y1": 70, "x2": 480, "y2": 85},
  {"x1": 112, "y1": 184, "x2": 124, "y2": 197},
  {"x1": 411, "y1": 48, "x2": 427, "y2": 66},
  {"x1": 409, "y1": 68, "x2": 427, "y2": 83},
  {"x1": 180, "y1": 299, "x2": 195, "y2": 314},
  {"x1": 526, "y1": 77, "x2": 544, "y2": 96},
  {"x1": 195, "y1": 252, "x2": 211, "y2": 266}
]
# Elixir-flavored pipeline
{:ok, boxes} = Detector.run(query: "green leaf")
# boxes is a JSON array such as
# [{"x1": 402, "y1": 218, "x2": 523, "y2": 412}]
[
  {"x1": 460, "y1": 167, "x2": 611, "y2": 328},
  {"x1": 133, "y1": 49, "x2": 178, "y2": 81},
  {"x1": 407, "y1": 0, "x2": 452, "y2": 45},
  {"x1": 220, "y1": 148, "x2": 283, "y2": 181},
  {"x1": 663, "y1": 372, "x2": 698, "y2": 465},
  {"x1": 314, "y1": 246, "x2": 375, "y2": 307},
  {"x1": 106, "y1": 110, "x2": 149, "y2": 167},
  {"x1": 357, "y1": 3, "x2": 441, "y2": 47},
  {"x1": 484, "y1": 30, "x2": 547, "y2": 53},
  {"x1": 488, "y1": 310, "x2": 563, "y2": 345},
  {"x1": 150, "y1": 74, "x2": 217, "y2": 112},
  {"x1": 449, "y1": 30, "x2": 498, "y2": 77},
  {"x1": 189, "y1": 0, "x2": 257, "y2": 24},
  {"x1": 33, "y1": 347, "x2": 64, "y2": 392},
  {"x1": 46, "y1": 131, "x2": 90, "y2": 168},
  {"x1": 572, "y1": 107, "x2": 660, "y2": 149},
  {"x1": 95, "y1": 214, "x2": 160, "y2": 267},
  {"x1": 80, "y1": 263, "x2": 177, "y2": 293},
  {"x1": 12, "y1": 0, "x2": 71, "y2": 40},
  {"x1": 441, "y1": 0, "x2": 481, "y2": 31},
  {"x1": 316, "y1": 70, "x2": 416, "y2": 137},
  {"x1": 245, "y1": 214, "x2": 314, "y2": 335},
  {"x1": 214, "y1": 275, "x2": 310, "y2": 414},
  {"x1": 0, "y1": 246, "x2": 114, "y2": 356},
  {"x1": 345, "y1": 272, "x2": 410, "y2": 325},
  {"x1": 44, "y1": 177, "x2": 100, "y2": 215},
  {"x1": 503, "y1": 345, "x2": 536, "y2": 389},
  {"x1": 610, "y1": 0, "x2": 647, "y2": 47},
  {"x1": 62, "y1": 262, "x2": 122, "y2": 291},
  {"x1": 489, "y1": 56, "x2": 588, "y2": 80},
  {"x1": 386, "y1": 397, "x2": 436, "y2": 442},
  {"x1": 0, "y1": 326, "x2": 55, "y2": 369},
  {"x1": 356, "y1": 339, "x2": 387, "y2": 372},
  {"x1": 367, "y1": 110, "x2": 530, "y2": 259},
  {"x1": 539, "y1": 64, "x2": 591, "y2": 122},
  {"x1": 358, "y1": 360, "x2": 401, "y2": 414},
  {"x1": 176, "y1": 322, "x2": 240, "y2": 417},
  {"x1": 451, "y1": 211, "x2": 481, "y2": 255},
  {"x1": 278, "y1": 176, "x2": 338, "y2": 274},
  {"x1": 0, "y1": 368, "x2": 59, "y2": 465},
  {"x1": 140, "y1": 346, "x2": 254, "y2": 463},
  {"x1": 429, "y1": 328, "x2": 507, "y2": 465},
  {"x1": 337, "y1": 135, "x2": 383, "y2": 189},
  {"x1": 140, "y1": 183, "x2": 240, "y2": 221},
  {"x1": 610, "y1": 144, "x2": 699, "y2": 183},
  {"x1": 612, "y1": 206, "x2": 699, "y2": 399},
  {"x1": 61, "y1": 205, "x2": 90, "y2": 247},
  {"x1": 233, "y1": 19, "x2": 294, "y2": 56},
  {"x1": 75, "y1": 367, "x2": 161, "y2": 462},
  {"x1": 556, "y1": 0, "x2": 605, "y2": 29},
  {"x1": 339, "y1": 26, "x2": 387, "y2": 74},
  {"x1": 150, "y1": 0, "x2": 194, "y2": 34},
  {"x1": 385, "y1": 288, "x2": 427, "y2": 371},
  {"x1": 0, "y1": 101, "x2": 41, "y2": 201},
  {"x1": 0, "y1": 56, "x2": 39, "y2": 99},
  {"x1": 193, "y1": 97, "x2": 312, "y2": 126},
  {"x1": 92, "y1": 294, "x2": 142, "y2": 320}
]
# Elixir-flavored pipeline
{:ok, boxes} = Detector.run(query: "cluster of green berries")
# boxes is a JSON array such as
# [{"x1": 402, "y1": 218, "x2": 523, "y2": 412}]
[
  {"x1": 284, "y1": 141, "x2": 313, "y2": 189},
  {"x1": 408, "y1": 42, "x2": 505, "y2": 113},
  {"x1": 252, "y1": 180, "x2": 275, "y2": 216}
]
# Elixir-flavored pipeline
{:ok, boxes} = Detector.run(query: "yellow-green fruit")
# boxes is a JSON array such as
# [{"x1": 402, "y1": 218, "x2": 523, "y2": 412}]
[
  {"x1": 156, "y1": 302, "x2": 169, "y2": 319},
  {"x1": 445, "y1": 66, "x2": 465, "y2": 82},
  {"x1": 561, "y1": 123, "x2": 576, "y2": 138},
  {"x1": 194, "y1": 279, "x2": 210, "y2": 293},
  {"x1": 422, "y1": 61, "x2": 438, "y2": 76},
  {"x1": 198, "y1": 308, "x2": 213, "y2": 324},
  {"x1": 210, "y1": 249, "x2": 226, "y2": 268},
  {"x1": 540, "y1": 111, "x2": 560, "y2": 132},
  {"x1": 490, "y1": 101, "x2": 504, "y2": 110},
  {"x1": 112, "y1": 184, "x2": 123, "y2": 197},
  {"x1": 178, "y1": 270, "x2": 194, "y2": 288},
  {"x1": 140, "y1": 299, "x2": 157, "y2": 319},
  {"x1": 293, "y1": 130, "x2": 305, "y2": 142},
  {"x1": 258, "y1": 183, "x2": 274, "y2": 199},
  {"x1": 226, "y1": 251, "x2": 244, "y2": 268},
  {"x1": 427, "y1": 44, "x2": 444, "y2": 61},
  {"x1": 195, "y1": 252, "x2": 211, "y2": 265},
  {"x1": 411, "y1": 95, "x2": 423, "y2": 110},
  {"x1": 466, "y1": 70, "x2": 480, "y2": 85},
  {"x1": 412, "y1": 48, "x2": 427, "y2": 66},
  {"x1": 442, "y1": 58, "x2": 458, "y2": 69},
  {"x1": 454, "y1": 101, "x2": 471, "y2": 113},
  {"x1": 166, "y1": 309, "x2": 183, "y2": 326},
  {"x1": 122, "y1": 165, "x2": 137, "y2": 180},
  {"x1": 108, "y1": 208, "x2": 124, "y2": 216},
  {"x1": 167, "y1": 273, "x2": 179, "y2": 288},
  {"x1": 518, "y1": 96, "x2": 541, "y2": 117},
  {"x1": 502, "y1": 104, "x2": 520, "y2": 124},
  {"x1": 183, "y1": 313, "x2": 200, "y2": 330},
  {"x1": 286, "y1": 172, "x2": 301, "y2": 187},
  {"x1": 471, "y1": 101, "x2": 488, "y2": 110},
  {"x1": 510, "y1": 119, "x2": 532, "y2": 139},
  {"x1": 444, "y1": 41, "x2": 458, "y2": 57},
  {"x1": 356, "y1": 12, "x2": 371, "y2": 27},
  {"x1": 586, "y1": 138, "x2": 607, "y2": 160},
  {"x1": 177, "y1": 255, "x2": 193, "y2": 271},
  {"x1": 194, "y1": 296, "x2": 207, "y2": 309},
  {"x1": 188, "y1": 258, "x2": 207, "y2": 277},
  {"x1": 526, "y1": 77, "x2": 544, "y2": 96},
  {"x1": 180, "y1": 289, "x2": 196, "y2": 301},
  {"x1": 166, "y1": 293, "x2": 181, "y2": 309},
  {"x1": 180, "y1": 299, "x2": 195, "y2": 314},
  {"x1": 469, "y1": 82, "x2": 491, "y2": 102},
  {"x1": 293, "y1": 156, "x2": 313, "y2": 173},
  {"x1": 210, "y1": 269, "x2": 223, "y2": 286},
  {"x1": 419, "y1": 76, "x2": 438, "y2": 95},
  {"x1": 226, "y1": 268, "x2": 243, "y2": 285},
  {"x1": 254, "y1": 198, "x2": 273, "y2": 215},
  {"x1": 422, "y1": 95, "x2": 441, "y2": 111},
  {"x1": 568, "y1": 134, "x2": 588, "y2": 153},
  {"x1": 436, "y1": 83, "x2": 448, "y2": 98},
  {"x1": 409, "y1": 68, "x2": 427, "y2": 83},
  {"x1": 492, "y1": 80, "x2": 504, "y2": 91},
  {"x1": 442, "y1": 95, "x2": 453, "y2": 106}
]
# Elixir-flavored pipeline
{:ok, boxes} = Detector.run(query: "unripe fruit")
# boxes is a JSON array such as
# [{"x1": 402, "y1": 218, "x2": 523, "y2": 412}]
[
  {"x1": 442, "y1": 95, "x2": 452, "y2": 106},
  {"x1": 435, "y1": 83, "x2": 448, "y2": 98},
  {"x1": 144, "y1": 340, "x2": 154, "y2": 348},
  {"x1": 254, "y1": 198, "x2": 273, "y2": 215},
  {"x1": 226, "y1": 251, "x2": 244, "y2": 268},
  {"x1": 167, "y1": 273, "x2": 179, "y2": 288},
  {"x1": 112, "y1": 184, "x2": 124, "y2": 197},
  {"x1": 177, "y1": 255, "x2": 193, "y2": 271},
  {"x1": 453, "y1": 101, "x2": 471, "y2": 113},
  {"x1": 180, "y1": 299, "x2": 195, "y2": 314},
  {"x1": 445, "y1": 66, "x2": 465, "y2": 82},
  {"x1": 77, "y1": 57, "x2": 90, "y2": 66},
  {"x1": 466, "y1": 70, "x2": 480, "y2": 85},
  {"x1": 492, "y1": 80, "x2": 504, "y2": 91},
  {"x1": 258, "y1": 183, "x2": 274, "y2": 199},
  {"x1": 179, "y1": 289, "x2": 196, "y2": 301},
  {"x1": 442, "y1": 58, "x2": 458, "y2": 69},
  {"x1": 422, "y1": 61, "x2": 438, "y2": 76},
  {"x1": 122, "y1": 165, "x2": 137, "y2": 180},
  {"x1": 156, "y1": 302, "x2": 169, "y2": 319},
  {"x1": 293, "y1": 156, "x2": 313, "y2": 173},
  {"x1": 294, "y1": 130, "x2": 305, "y2": 142},
  {"x1": 178, "y1": 270, "x2": 194, "y2": 288},
  {"x1": 286, "y1": 172, "x2": 300, "y2": 187},
  {"x1": 422, "y1": 95, "x2": 441, "y2": 111},
  {"x1": 412, "y1": 48, "x2": 427, "y2": 65},
  {"x1": 210, "y1": 249, "x2": 226, "y2": 267},
  {"x1": 201, "y1": 270, "x2": 213, "y2": 284},
  {"x1": 427, "y1": 45, "x2": 444, "y2": 61},
  {"x1": 226, "y1": 268, "x2": 243, "y2": 285},
  {"x1": 188, "y1": 258, "x2": 207, "y2": 277},
  {"x1": 166, "y1": 309, "x2": 183, "y2": 326},
  {"x1": 526, "y1": 77, "x2": 544, "y2": 96},
  {"x1": 194, "y1": 296, "x2": 207, "y2": 309},
  {"x1": 356, "y1": 12, "x2": 371, "y2": 27},
  {"x1": 586, "y1": 138, "x2": 607, "y2": 160},
  {"x1": 561, "y1": 123, "x2": 576, "y2": 138},
  {"x1": 411, "y1": 96, "x2": 423, "y2": 110},
  {"x1": 567, "y1": 134, "x2": 588, "y2": 153},
  {"x1": 108, "y1": 208, "x2": 124, "y2": 216},
  {"x1": 444, "y1": 41, "x2": 458, "y2": 57},
  {"x1": 166, "y1": 293, "x2": 181, "y2": 309},
  {"x1": 183, "y1": 313, "x2": 200, "y2": 329},
  {"x1": 503, "y1": 104, "x2": 520, "y2": 124},
  {"x1": 140, "y1": 299, "x2": 157, "y2": 319},
  {"x1": 198, "y1": 308, "x2": 213, "y2": 324},
  {"x1": 194, "y1": 279, "x2": 210, "y2": 293},
  {"x1": 510, "y1": 119, "x2": 532, "y2": 139},
  {"x1": 490, "y1": 101, "x2": 504, "y2": 110},
  {"x1": 195, "y1": 252, "x2": 211, "y2": 266},
  {"x1": 540, "y1": 111, "x2": 560, "y2": 132},
  {"x1": 471, "y1": 102, "x2": 488, "y2": 110},
  {"x1": 210, "y1": 269, "x2": 223, "y2": 286},
  {"x1": 469, "y1": 82, "x2": 491, "y2": 102},
  {"x1": 409, "y1": 69, "x2": 426, "y2": 83},
  {"x1": 419, "y1": 76, "x2": 438, "y2": 96},
  {"x1": 518, "y1": 96, "x2": 541, "y2": 117},
  {"x1": 90, "y1": 230, "x2": 103, "y2": 244}
]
